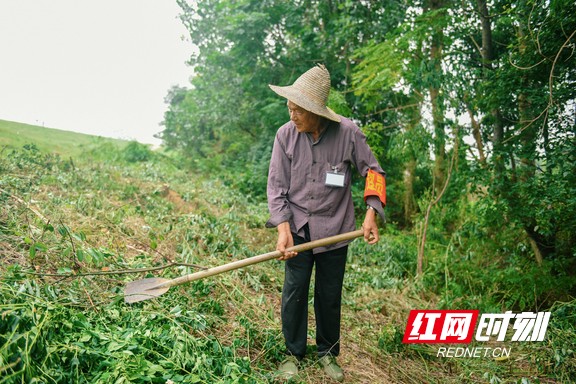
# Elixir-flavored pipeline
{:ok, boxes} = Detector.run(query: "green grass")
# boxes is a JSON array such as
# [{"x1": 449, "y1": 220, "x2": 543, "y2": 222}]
[
  {"x1": 0, "y1": 119, "x2": 129, "y2": 157},
  {"x1": 1, "y1": 121, "x2": 574, "y2": 383}
]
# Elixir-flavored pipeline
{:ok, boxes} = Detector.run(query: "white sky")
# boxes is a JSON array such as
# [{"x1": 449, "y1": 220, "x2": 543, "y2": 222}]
[{"x1": 0, "y1": 0, "x2": 193, "y2": 145}]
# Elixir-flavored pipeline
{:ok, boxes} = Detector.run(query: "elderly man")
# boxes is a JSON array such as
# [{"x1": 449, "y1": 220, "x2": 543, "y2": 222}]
[{"x1": 266, "y1": 64, "x2": 386, "y2": 382}]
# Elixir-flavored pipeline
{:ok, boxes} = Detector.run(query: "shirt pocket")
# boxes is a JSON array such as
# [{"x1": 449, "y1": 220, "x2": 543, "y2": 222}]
[
  {"x1": 311, "y1": 161, "x2": 351, "y2": 216},
  {"x1": 324, "y1": 161, "x2": 351, "y2": 188}
]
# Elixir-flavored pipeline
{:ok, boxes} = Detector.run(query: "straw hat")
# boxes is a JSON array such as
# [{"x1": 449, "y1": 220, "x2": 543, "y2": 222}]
[{"x1": 269, "y1": 64, "x2": 341, "y2": 122}]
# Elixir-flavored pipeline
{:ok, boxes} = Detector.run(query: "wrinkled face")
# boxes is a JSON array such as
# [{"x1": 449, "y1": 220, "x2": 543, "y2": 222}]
[{"x1": 287, "y1": 100, "x2": 322, "y2": 135}]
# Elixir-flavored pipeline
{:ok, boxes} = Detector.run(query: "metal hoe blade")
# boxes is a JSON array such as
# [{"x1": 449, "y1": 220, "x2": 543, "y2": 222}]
[{"x1": 124, "y1": 277, "x2": 171, "y2": 304}]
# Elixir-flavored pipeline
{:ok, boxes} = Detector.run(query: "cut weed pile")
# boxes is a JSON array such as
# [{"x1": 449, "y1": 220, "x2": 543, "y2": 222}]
[{"x1": 1, "y1": 142, "x2": 575, "y2": 383}]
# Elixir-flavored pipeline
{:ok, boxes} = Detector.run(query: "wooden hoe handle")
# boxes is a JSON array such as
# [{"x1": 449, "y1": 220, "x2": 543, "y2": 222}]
[{"x1": 159, "y1": 229, "x2": 364, "y2": 289}]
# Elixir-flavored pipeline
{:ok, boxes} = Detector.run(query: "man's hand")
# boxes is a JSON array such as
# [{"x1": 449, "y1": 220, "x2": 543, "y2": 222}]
[
  {"x1": 277, "y1": 222, "x2": 298, "y2": 260},
  {"x1": 362, "y1": 207, "x2": 379, "y2": 244}
]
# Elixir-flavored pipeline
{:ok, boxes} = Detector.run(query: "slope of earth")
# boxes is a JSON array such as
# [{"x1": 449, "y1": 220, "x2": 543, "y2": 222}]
[{"x1": 1, "y1": 129, "x2": 573, "y2": 383}]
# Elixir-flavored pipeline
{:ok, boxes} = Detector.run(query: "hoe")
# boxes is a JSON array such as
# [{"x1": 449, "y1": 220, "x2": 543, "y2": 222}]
[{"x1": 124, "y1": 229, "x2": 364, "y2": 303}]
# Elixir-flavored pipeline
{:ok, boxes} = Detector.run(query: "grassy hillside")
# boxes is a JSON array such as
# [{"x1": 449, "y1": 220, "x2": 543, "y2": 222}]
[
  {"x1": 1, "y1": 123, "x2": 574, "y2": 383},
  {"x1": 0, "y1": 119, "x2": 129, "y2": 157}
]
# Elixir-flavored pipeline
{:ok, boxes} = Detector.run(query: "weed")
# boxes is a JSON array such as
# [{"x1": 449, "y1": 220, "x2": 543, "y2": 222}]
[{"x1": 1, "y1": 144, "x2": 575, "y2": 383}]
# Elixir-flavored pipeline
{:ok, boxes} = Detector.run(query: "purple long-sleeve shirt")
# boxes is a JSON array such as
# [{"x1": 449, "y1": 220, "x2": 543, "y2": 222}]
[{"x1": 266, "y1": 115, "x2": 385, "y2": 253}]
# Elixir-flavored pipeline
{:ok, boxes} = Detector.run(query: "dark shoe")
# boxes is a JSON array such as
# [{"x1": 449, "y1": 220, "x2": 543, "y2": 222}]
[
  {"x1": 278, "y1": 355, "x2": 299, "y2": 380},
  {"x1": 319, "y1": 355, "x2": 344, "y2": 382}
]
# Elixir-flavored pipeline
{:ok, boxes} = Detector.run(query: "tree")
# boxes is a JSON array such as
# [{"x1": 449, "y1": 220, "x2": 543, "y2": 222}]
[
  {"x1": 161, "y1": 0, "x2": 575, "y2": 278},
  {"x1": 474, "y1": 0, "x2": 576, "y2": 263},
  {"x1": 161, "y1": 0, "x2": 407, "y2": 195}
]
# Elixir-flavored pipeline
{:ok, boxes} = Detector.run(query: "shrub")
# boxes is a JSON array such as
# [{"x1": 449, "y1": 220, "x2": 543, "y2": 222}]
[{"x1": 123, "y1": 141, "x2": 153, "y2": 163}]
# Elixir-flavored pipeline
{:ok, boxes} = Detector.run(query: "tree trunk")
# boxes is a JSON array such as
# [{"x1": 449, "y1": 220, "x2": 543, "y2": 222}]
[
  {"x1": 516, "y1": 17, "x2": 546, "y2": 262},
  {"x1": 402, "y1": 100, "x2": 421, "y2": 227},
  {"x1": 404, "y1": 159, "x2": 417, "y2": 226},
  {"x1": 476, "y1": 0, "x2": 505, "y2": 176},
  {"x1": 464, "y1": 93, "x2": 486, "y2": 164},
  {"x1": 418, "y1": 0, "x2": 447, "y2": 274},
  {"x1": 516, "y1": 21, "x2": 537, "y2": 179},
  {"x1": 428, "y1": 0, "x2": 446, "y2": 194}
]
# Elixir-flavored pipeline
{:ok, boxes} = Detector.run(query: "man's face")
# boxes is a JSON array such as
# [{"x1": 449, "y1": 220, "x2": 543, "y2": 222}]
[{"x1": 287, "y1": 101, "x2": 322, "y2": 134}]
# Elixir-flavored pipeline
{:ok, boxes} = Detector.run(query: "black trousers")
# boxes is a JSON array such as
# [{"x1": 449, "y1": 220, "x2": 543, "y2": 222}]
[{"x1": 281, "y1": 226, "x2": 348, "y2": 359}]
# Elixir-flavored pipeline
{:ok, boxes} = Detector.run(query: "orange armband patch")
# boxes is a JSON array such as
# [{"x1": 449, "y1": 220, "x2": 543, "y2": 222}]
[{"x1": 364, "y1": 169, "x2": 386, "y2": 206}]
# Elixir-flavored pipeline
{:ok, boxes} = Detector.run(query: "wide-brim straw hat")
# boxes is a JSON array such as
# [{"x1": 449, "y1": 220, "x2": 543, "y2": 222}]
[{"x1": 269, "y1": 64, "x2": 341, "y2": 122}]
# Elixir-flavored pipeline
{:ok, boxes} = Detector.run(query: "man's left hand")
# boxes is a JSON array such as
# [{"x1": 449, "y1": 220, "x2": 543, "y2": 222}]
[{"x1": 362, "y1": 207, "x2": 379, "y2": 244}]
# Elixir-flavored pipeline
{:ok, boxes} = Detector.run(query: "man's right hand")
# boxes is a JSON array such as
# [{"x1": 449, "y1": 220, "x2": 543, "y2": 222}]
[{"x1": 277, "y1": 222, "x2": 298, "y2": 260}]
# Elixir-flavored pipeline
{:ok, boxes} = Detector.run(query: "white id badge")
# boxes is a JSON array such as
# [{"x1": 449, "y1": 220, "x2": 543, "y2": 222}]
[{"x1": 325, "y1": 171, "x2": 345, "y2": 187}]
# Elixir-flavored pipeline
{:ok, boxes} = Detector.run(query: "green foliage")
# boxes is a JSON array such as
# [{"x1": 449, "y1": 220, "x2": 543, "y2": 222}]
[
  {"x1": 413, "y1": 187, "x2": 576, "y2": 313},
  {"x1": 0, "y1": 277, "x2": 254, "y2": 383},
  {"x1": 327, "y1": 89, "x2": 352, "y2": 117},
  {"x1": 352, "y1": 37, "x2": 404, "y2": 109},
  {"x1": 123, "y1": 141, "x2": 154, "y2": 163},
  {"x1": 162, "y1": 0, "x2": 407, "y2": 200},
  {"x1": 3, "y1": 0, "x2": 576, "y2": 380},
  {"x1": 0, "y1": 145, "x2": 287, "y2": 383},
  {"x1": 2, "y1": 128, "x2": 576, "y2": 382},
  {"x1": 347, "y1": 231, "x2": 417, "y2": 293}
]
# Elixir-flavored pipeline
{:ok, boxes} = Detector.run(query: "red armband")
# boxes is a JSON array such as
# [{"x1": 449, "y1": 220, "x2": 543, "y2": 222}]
[{"x1": 364, "y1": 169, "x2": 386, "y2": 206}]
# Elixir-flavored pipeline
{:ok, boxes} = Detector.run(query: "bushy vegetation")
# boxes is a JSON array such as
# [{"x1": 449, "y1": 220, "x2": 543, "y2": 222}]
[
  {"x1": 1, "y1": 134, "x2": 574, "y2": 383},
  {"x1": 158, "y1": 4, "x2": 576, "y2": 337},
  {"x1": 0, "y1": 143, "x2": 278, "y2": 383}
]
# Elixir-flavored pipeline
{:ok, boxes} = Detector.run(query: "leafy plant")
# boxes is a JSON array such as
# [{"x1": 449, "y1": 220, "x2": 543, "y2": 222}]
[{"x1": 123, "y1": 141, "x2": 154, "y2": 163}]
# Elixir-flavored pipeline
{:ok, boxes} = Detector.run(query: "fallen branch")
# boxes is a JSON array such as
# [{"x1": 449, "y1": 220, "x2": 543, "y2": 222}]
[
  {"x1": 19, "y1": 262, "x2": 207, "y2": 279},
  {"x1": 417, "y1": 127, "x2": 460, "y2": 275},
  {"x1": 0, "y1": 187, "x2": 48, "y2": 223}
]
